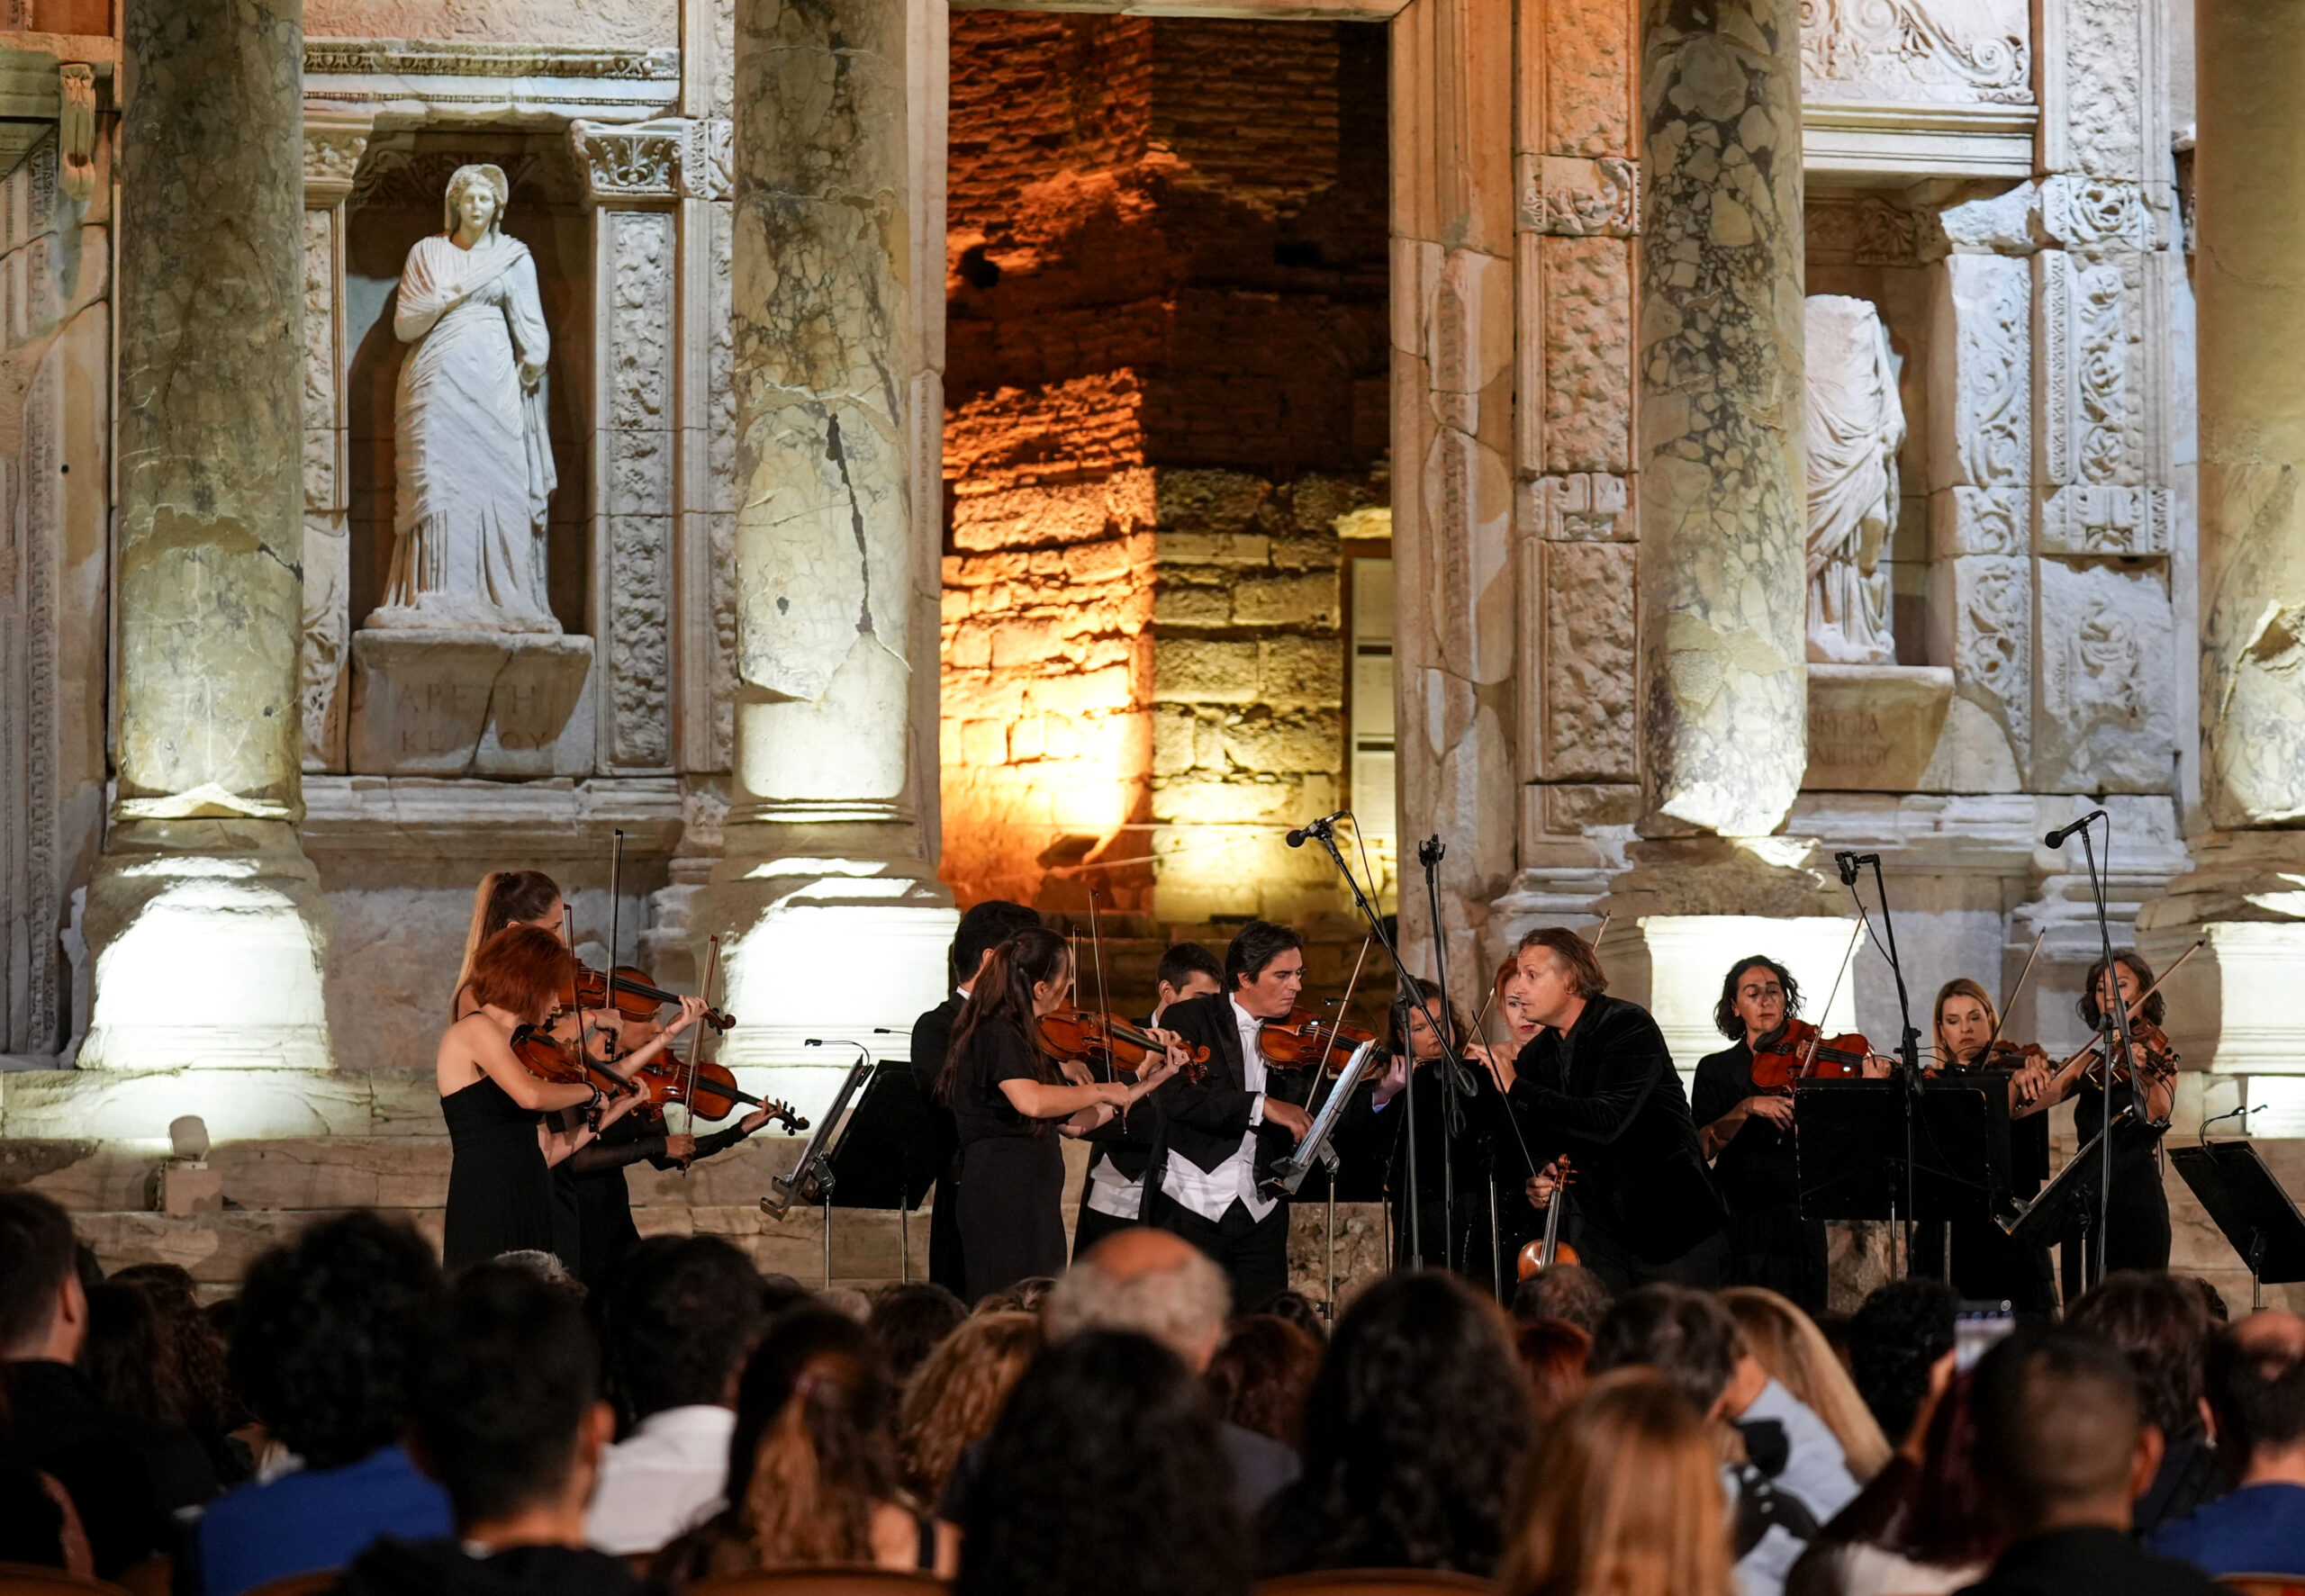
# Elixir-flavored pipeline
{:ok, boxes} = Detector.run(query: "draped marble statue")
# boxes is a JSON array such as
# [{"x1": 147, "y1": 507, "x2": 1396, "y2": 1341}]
[
  {"x1": 366, "y1": 164, "x2": 559, "y2": 633},
  {"x1": 1803, "y1": 294, "x2": 1906, "y2": 665}
]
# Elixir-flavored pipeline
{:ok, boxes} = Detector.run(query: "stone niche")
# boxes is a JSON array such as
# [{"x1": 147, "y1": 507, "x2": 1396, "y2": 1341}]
[{"x1": 339, "y1": 131, "x2": 596, "y2": 778}]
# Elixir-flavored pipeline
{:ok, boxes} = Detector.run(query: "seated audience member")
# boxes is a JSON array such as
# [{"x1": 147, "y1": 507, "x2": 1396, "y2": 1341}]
[
  {"x1": 817, "y1": 1286, "x2": 872, "y2": 1324},
  {"x1": 1258, "y1": 1270, "x2": 1532, "y2": 1579},
  {"x1": 897, "y1": 1311, "x2": 1040, "y2": 1507},
  {"x1": 197, "y1": 1213, "x2": 450, "y2": 1596},
  {"x1": 1725, "y1": 1287, "x2": 1894, "y2": 1483},
  {"x1": 1501, "y1": 1370, "x2": 1736, "y2": 1596},
  {"x1": 2147, "y1": 1312, "x2": 2305, "y2": 1577},
  {"x1": 0, "y1": 1384, "x2": 90, "y2": 1573},
  {"x1": 0, "y1": 1191, "x2": 217, "y2": 1581},
  {"x1": 584, "y1": 1236, "x2": 765, "y2": 1556},
  {"x1": 110, "y1": 1262, "x2": 249, "y2": 1487},
  {"x1": 1787, "y1": 1370, "x2": 1995, "y2": 1596},
  {"x1": 1204, "y1": 1314, "x2": 1322, "y2": 1447},
  {"x1": 333, "y1": 1263, "x2": 637, "y2": 1596},
  {"x1": 868, "y1": 1282, "x2": 969, "y2": 1384},
  {"x1": 2065, "y1": 1269, "x2": 2219, "y2": 1534},
  {"x1": 1512, "y1": 1263, "x2": 1614, "y2": 1336},
  {"x1": 1516, "y1": 1317, "x2": 1593, "y2": 1424},
  {"x1": 652, "y1": 1303, "x2": 957, "y2": 1582},
  {"x1": 1030, "y1": 1228, "x2": 1299, "y2": 1522},
  {"x1": 957, "y1": 1329, "x2": 1249, "y2": 1596},
  {"x1": 1845, "y1": 1277, "x2": 1957, "y2": 1444},
  {"x1": 974, "y1": 1275, "x2": 1058, "y2": 1315},
  {"x1": 1959, "y1": 1329, "x2": 2220, "y2": 1596},
  {"x1": 1592, "y1": 1285, "x2": 1858, "y2": 1596},
  {"x1": 1263, "y1": 1289, "x2": 1330, "y2": 1345}
]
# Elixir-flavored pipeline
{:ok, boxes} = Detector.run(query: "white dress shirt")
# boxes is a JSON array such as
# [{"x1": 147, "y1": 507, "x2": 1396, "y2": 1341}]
[
  {"x1": 1159, "y1": 996, "x2": 1277, "y2": 1225},
  {"x1": 1085, "y1": 1003, "x2": 1165, "y2": 1220},
  {"x1": 584, "y1": 1403, "x2": 737, "y2": 1555}
]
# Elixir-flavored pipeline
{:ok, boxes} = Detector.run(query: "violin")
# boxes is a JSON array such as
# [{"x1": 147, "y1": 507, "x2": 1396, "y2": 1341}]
[
  {"x1": 565, "y1": 961, "x2": 735, "y2": 1033},
  {"x1": 628, "y1": 1055, "x2": 808, "y2": 1127},
  {"x1": 1748, "y1": 1017, "x2": 1884, "y2": 1092},
  {"x1": 509, "y1": 1023, "x2": 637, "y2": 1096},
  {"x1": 1036, "y1": 1009, "x2": 1210, "y2": 1084},
  {"x1": 1256, "y1": 1007, "x2": 1380, "y2": 1074},
  {"x1": 1516, "y1": 1159, "x2": 1578, "y2": 1281}
]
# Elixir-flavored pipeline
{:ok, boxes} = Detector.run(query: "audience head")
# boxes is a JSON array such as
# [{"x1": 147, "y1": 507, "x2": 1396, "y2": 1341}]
[
  {"x1": 1590, "y1": 1284, "x2": 1740, "y2": 1420},
  {"x1": 1264, "y1": 1289, "x2": 1330, "y2": 1344},
  {"x1": 958, "y1": 1329, "x2": 1246, "y2": 1596},
  {"x1": 818, "y1": 1286, "x2": 872, "y2": 1324},
  {"x1": 80, "y1": 1281, "x2": 190, "y2": 1430},
  {"x1": 725, "y1": 1303, "x2": 899, "y2": 1566},
  {"x1": 594, "y1": 1234, "x2": 764, "y2": 1428},
  {"x1": 759, "y1": 1273, "x2": 812, "y2": 1316},
  {"x1": 1971, "y1": 1328, "x2": 2158, "y2": 1537},
  {"x1": 951, "y1": 898, "x2": 1044, "y2": 987},
  {"x1": 897, "y1": 1310, "x2": 1041, "y2": 1505},
  {"x1": 2206, "y1": 1311, "x2": 2305, "y2": 1483},
  {"x1": 1290, "y1": 1270, "x2": 1534, "y2": 1576},
  {"x1": 869, "y1": 1282, "x2": 969, "y2": 1384},
  {"x1": 411, "y1": 1261, "x2": 611, "y2": 1535},
  {"x1": 974, "y1": 1276, "x2": 1058, "y2": 1316},
  {"x1": 1848, "y1": 1276, "x2": 1957, "y2": 1442},
  {"x1": 1205, "y1": 1313, "x2": 1322, "y2": 1446},
  {"x1": 1502, "y1": 1371, "x2": 1733, "y2": 1596},
  {"x1": 232, "y1": 1210, "x2": 444, "y2": 1471},
  {"x1": 1511, "y1": 1265, "x2": 1614, "y2": 1336},
  {"x1": 2194, "y1": 1276, "x2": 2231, "y2": 1324},
  {"x1": 1892, "y1": 1367, "x2": 2001, "y2": 1572},
  {"x1": 1516, "y1": 1318, "x2": 1593, "y2": 1425},
  {"x1": 0, "y1": 1190, "x2": 86, "y2": 1364},
  {"x1": 1046, "y1": 1228, "x2": 1230, "y2": 1372},
  {"x1": 1721, "y1": 1286, "x2": 1892, "y2": 1480},
  {"x1": 2065, "y1": 1268, "x2": 2211, "y2": 1443}
]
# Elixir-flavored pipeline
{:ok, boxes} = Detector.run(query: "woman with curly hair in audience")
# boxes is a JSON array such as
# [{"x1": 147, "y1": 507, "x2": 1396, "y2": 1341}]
[
  {"x1": 652, "y1": 1304, "x2": 956, "y2": 1582},
  {"x1": 893, "y1": 1310, "x2": 1039, "y2": 1507},
  {"x1": 1502, "y1": 1369, "x2": 1735, "y2": 1596},
  {"x1": 1205, "y1": 1313, "x2": 1323, "y2": 1447},
  {"x1": 1258, "y1": 1269, "x2": 1534, "y2": 1577}
]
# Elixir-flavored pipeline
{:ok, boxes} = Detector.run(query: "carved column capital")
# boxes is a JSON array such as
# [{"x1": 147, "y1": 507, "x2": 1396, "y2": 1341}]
[
  {"x1": 571, "y1": 117, "x2": 684, "y2": 204},
  {"x1": 302, "y1": 114, "x2": 372, "y2": 208}
]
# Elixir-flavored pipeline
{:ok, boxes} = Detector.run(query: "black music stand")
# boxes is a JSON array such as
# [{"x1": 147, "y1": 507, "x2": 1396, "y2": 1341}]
[
  {"x1": 1795, "y1": 1078, "x2": 2003, "y2": 1230},
  {"x1": 762, "y1": 1054, "x2": 872, "y2": 1286},
  {"x1": 2170, "y1": 1140, "x2": 2305, "y2": 1310},
  {"x1": 822, "y1": 1059, "x2": 947, "y2": 1283},
  {"x1": 1999, "y1": 1112, "x2": 2123, "y2": 1253}
]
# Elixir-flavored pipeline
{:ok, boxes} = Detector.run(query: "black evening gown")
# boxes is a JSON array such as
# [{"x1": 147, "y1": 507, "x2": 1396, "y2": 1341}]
[
  {"x1": 441, "y1": 1075, "x2": 557, "y2": 1269},
  {"x1": 950, "y1": 1021, "x2": 1067, "y2": 1304}
]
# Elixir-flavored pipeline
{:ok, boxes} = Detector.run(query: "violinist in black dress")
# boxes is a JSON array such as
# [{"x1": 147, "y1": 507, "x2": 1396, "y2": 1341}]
[
  {"x1": 1501, "y1": 927, "x2": 1727, "y2": 1293},
  {"x1": 936, "y1": 925, "x2": 1184, "y2": 1304},
  {"x1": 1918, "y1": 978, "x2": 2056, "y2": 1312}
]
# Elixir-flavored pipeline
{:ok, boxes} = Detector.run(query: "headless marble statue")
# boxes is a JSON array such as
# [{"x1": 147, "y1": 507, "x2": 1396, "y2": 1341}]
[
  {"x1": 1803, "y1": 294, "x2": 1906, "y2": 666},
  {"x1": 367, "y1": 164, "x2": 559, "y2": 633}
]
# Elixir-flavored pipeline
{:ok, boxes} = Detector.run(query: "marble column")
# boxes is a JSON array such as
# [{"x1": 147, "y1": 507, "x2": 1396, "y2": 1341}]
[
  {"x1": 1635, "y1": 0, "x2": 1808, "y2": 839},
  {"x1": 703, "y1": 0, "x2": 954, "y2": 1097},
  {"x1": 77, "y1": 0, "x2": 334, "y2": 1075},
  {"x1": 2136, "y1": 0, "x2": 2305, "y2": 1076}
]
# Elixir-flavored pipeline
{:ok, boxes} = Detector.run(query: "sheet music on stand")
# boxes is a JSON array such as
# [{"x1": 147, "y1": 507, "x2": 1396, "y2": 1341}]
[{"x1": 1262, "y1": 1038, "x2": 1383, "y2": 1197}]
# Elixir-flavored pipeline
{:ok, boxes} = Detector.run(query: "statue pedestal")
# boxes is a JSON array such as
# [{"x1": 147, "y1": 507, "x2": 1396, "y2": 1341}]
[{"x1": 347, "y1": 629, "x2": 594, "y2": 778}]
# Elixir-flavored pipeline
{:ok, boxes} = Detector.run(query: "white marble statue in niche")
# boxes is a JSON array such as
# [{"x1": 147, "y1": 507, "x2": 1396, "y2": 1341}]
[
  {"x1": 366, "y1": 163, "x2": 560, "y2": 633},
  {"x1": 1804, "y1": 294, "x2": 1906, "y2": 665}
]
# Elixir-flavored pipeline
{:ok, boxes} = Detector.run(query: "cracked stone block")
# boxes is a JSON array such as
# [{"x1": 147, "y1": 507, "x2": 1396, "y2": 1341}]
[{"x1": 348, "y1": 630, "x2": 596, "y2": 778}]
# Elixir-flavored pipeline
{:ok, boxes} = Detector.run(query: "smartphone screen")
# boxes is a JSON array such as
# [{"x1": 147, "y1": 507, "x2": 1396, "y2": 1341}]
[{"x1": 1955, "y1": 1301, "x2": 2016, "y2": 1370}]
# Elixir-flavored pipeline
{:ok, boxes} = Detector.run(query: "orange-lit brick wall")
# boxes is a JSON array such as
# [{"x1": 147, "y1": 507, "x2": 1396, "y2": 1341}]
[{"x1": 940, "y1": 13, "x2": 1388, "y2": 915}]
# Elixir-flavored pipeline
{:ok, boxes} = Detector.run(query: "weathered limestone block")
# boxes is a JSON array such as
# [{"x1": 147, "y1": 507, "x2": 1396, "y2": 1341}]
[
  {"x1": 2031, "y1": 559, "x2": 2175, "y2": 792},
  {"x1": 1532, "y1": 0, "x2": 1639, "y2": 157},
  {"x1": 1522, "y1": 472, "x2": 1632, "y2": 541},
  {"x1": 1925, "y1": 553, "x2": 2030, "y2": 778},
  {"x1": 1800, "y1": 0, "x2": 2030, "y2": 106},
  {"x1": 2057, "y1": 0, "x2": 2147, "y2": 180},
  {"x1": 1636, "y1": 0, "x2": 1808, "y2": 837},
  {"x1": 347, "y1": 631, "x2": 596, "y2": 778},
  {"x1": 1537, "y1": 235, "x2": 1632, "y2": 474},
  {"x1": 1536, "y1": 539, "x2": 1636, "y2": 781},
  {"x1": 1803, "y1": 664, "x2": 1953, "y2": 791}
]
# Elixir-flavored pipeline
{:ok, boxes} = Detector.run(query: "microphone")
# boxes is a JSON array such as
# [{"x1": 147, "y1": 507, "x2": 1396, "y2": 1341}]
[
  {"x1": 1285, "y1": 810, "x2": 1350, "y2": 849},
  {"x1": 1835, "y1": 852, "x2": 1860, "y2": 887},
  {"x1": 2044, "y1": 810, "x2": 2106, "y2": 850}
]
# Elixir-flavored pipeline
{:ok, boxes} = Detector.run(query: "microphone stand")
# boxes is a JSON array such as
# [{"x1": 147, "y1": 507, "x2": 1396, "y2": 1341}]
[
  {"x1": 1841, "y1": 852, "x2": 1922, "y2": 1269},
  {"x1": 1292, "y1": 815, "x2": 1476, "y2": 1271},
  {"x1": 1418, "y1": 837, "x2": 1466, "y2": 1274},
  {"x1": 2073, "y1": 815, "x2": 2129, "y2": 1289}
]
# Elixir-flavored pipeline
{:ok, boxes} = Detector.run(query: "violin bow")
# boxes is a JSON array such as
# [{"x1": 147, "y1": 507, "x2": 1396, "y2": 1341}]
[
  {"x1": 2040, "y1": 936, "x2": 2207, "y2": 1094},
  {"x1": 676, "y1": 934, "x2": 722, "y2": 1163},
  {"x1": 1800, "y1": 918, "x2": 1869, "y2": 1077},
  {"x1": 1087, "y1": 888, "x2": 1116, "y2": 1087},
  {"x1": 1981, "y1": 929, "x2": 2047, "y2": 1055},
  {"x1": 1308, "y1": 934, "x2": 1375, "y2": 1118}
]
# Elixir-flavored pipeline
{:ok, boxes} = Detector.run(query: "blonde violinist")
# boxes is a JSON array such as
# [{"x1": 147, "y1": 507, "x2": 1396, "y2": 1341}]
[{"x1": 1914, "y1": 978, "x2": 2056, "y2": 1312}]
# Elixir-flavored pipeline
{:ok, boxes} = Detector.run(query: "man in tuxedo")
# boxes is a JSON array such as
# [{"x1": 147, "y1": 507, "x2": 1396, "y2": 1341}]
[
  {"x1": 1505, "y1": 926, "x2": 1728, "y2": 1292},
  {"x1": 910, "y1": 900, "x2": 1044, "y2": 1296},
  {"x1": 1145, "y1": 922, "x2": 1316, "y2": 1312},
  {"x1": 1074, "y1": 941, "x2": 1224, "y2": 1256}
]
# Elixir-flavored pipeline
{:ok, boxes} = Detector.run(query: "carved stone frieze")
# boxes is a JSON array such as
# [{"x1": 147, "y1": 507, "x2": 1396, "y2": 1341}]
[
  {"x1": 303, "y1": 41, "x2": 681, "y2": 84},
  {"x1": 1516, "y1": 154, "x2": 1639, "y2": 238},
  {"x1": 56, "y1": 62, "x2": 94, "y2": 205},
  {"x1": 2038, "y1": 483, "x2": 2169, "y2": 556},
  {"x1": 351, "y1": 149, "x2": 561, "y2": 212},
  {"x1": 1932, "y1": 182, "x2": 2039, "y2": 256},
  {"x1": 1801, "y1": 0, "x2": 2032, "y2": 106},
  {"x1": 298, "y1": 204, "x2": 348, "y2": 772},
  {"x1": 2032, "y1": 558, "x2": 2175, "y2": 791},
  {"x1": 604, "y1": 207, "x2": 675, "y2": 770},
  {"x1": 1926, "y1": 254, "x2": 2029, "y2": 553},
  {"x1": 572, "y1": 120, "x2": 682, "y2": 203},
  {"x1": 1524, "y1": 472, "x2": 1631, "y2": 540},
  {"x1": 2036, "y1": 248, "x2": 2140, "y2": 490},
  {"x1": 680, "y1": 118, "x2": 734, "y2": 202},
  {"x1": 1807, "y1": 193, "x2": 1928, "y2": 266},
  {"x1": 1928, "y1": 553, "x2": 2031, "y2": 776}
]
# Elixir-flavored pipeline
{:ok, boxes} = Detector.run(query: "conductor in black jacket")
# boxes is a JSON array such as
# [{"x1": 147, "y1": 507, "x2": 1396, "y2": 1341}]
[
  {"x1": 1143, "y1": 921, "x2": 1317, "y2": 1312},
  {"x1": 910, "y1": 899, "x2": 1044, "y2": 1297},
  {"x1": 1505, "y1": 926, "x2": 1727, "y2": 1292}
]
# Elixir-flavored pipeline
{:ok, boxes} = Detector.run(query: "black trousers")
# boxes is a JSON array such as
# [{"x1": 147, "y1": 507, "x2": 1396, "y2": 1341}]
[
  {"x1": 1073, "y1": 1196, "x2": 1139, "y2": 1258},
  {"x1": 2059, "y1": 1158, "x2": 2172, "y2": 1300},
  {"x1": 1572, "y1": 1212, "x2": 1727, "y2": 1295},
  {"x1": 1151, "y1": 1192, "x2": 1290, "y2": 1313}
]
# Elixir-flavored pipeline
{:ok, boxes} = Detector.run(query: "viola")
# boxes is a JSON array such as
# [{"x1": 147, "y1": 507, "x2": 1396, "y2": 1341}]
[
  {"x1": 1516, "y1": 1159, "x2": 1578, "y2": 1281},
  {"x1": 509, "y1": 1023, "x2": 636, "y2": 1096},
  {"x1": 631, "y1": 1054, "x2": 808, "y2": 1128},
  {"x1": 1036, "y1": 1009, "x2": 1209, "y2": 1084},
  {"x1": 565, "y1": 961, "x2": 735, "y2": 1033},
  {"x1": 1749, "y1": 1017, "x2": 1884, "y2": 1092},
  {"x1": 1256, "y1": 1007, "x2": 1381, "y2": 1074}
]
